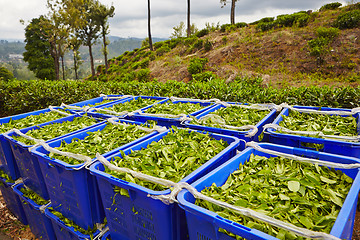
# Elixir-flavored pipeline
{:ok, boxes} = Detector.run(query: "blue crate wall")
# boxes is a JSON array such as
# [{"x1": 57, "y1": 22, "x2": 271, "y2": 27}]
[
  {"x1": 13, "y1": 184, "x2": 55, "y2": 240},
  {"x1": 45, "y1": 206, "x2": 101, "y2": 240},
  {"x1": 0, "y1": 178, "x2": 27, "y2": 224},
  {"x1": 0, "y1": 107, "x2": 71, "y2": 180},
  {"x1": 178, "y1": 143, "x2": 360, "y2": 240},
  {"x1": 4, "y1": 114, "x2": 105, "y2": 199},
  {"x1": 90, "y1": 128, "x2": 240, "y2": 240},
  {"x1": 31, "y1": 119, "x2": 162, "y2": 230},
  {"x1": 263, "y1": 106, "x2": 360, "y2": 158}
]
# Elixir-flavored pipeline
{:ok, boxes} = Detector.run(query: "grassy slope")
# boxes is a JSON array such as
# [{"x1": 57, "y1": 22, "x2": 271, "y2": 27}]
[{"x1": 99, "y1": 3, "x2": 360, "y2": 88}]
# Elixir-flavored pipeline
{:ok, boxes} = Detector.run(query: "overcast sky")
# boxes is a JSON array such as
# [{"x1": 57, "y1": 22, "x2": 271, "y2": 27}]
[{"x1": 0, "y1": 0, "x2": 352, "y2": 40}]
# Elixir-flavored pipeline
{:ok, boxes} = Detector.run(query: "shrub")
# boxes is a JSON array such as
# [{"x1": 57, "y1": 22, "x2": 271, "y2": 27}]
[
  {"x1": 168, "y1": 38, "x2": 182, "y2": 49},
  {"x1": 0, "y1": 67, "x2": 14, "y2": 81},
  {"x1": 192, "y1": 71, "x2": 217, "y2": 82},
  {"x1": 316, "y1": 27, "x2": 340, "y2": 39},
  {"x1": 256, "y1": 22, "x2": 276, "y2": 32},
  {"x1": 196, "y1": 29, "x2": 210, "y2": 38},
  {"x1": 220, "y1": 24, "x2": 237, "y2": 32},
  {"x1": 250, "y1": 17, "x2": 275, "y2": 25},
  {"x1": 204, "y1": 39, "x2": 212, "y2": 52},
  {"x1": 334, "y1": 10, "x2": 360, "y2": 29},
  {"x1": 156, "y1": 44, "x2": 171, "y2": 56},
  {"x1": 319, "y1": 2, "x2": 342, "y2": 11},
  {"x1": 188, "y1": 57, "x2": 208, "y2": 75},
  {"x1": 193, "y1": 39, "x2": 204, "y2": 50},
  {"x1": 139, "y1": 58, "x2": 150, "y2": 69},
  {"x1": 184, "y1": 36, "x2": 198, "y2": 45},
  {"x1": 153, "y1": 41, "x2": 164, "y2": 49},
  {"x1": 137, "y1": 68, "x2": 151, "y2": 82},
  {"x1": 296, "y1": 14, "x2": 310, "y2": 27},
  {"x1": 276, "y1": 14, "x2": 296, "y2": 27},
  {"x1": 235, "y1": 22, "x2": 248, "y2": 28}
]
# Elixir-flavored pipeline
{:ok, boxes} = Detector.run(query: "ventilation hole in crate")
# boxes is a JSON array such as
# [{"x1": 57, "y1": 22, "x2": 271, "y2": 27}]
[{"x1": 197, "y1": 232, "x2": 212, "y2": 240}]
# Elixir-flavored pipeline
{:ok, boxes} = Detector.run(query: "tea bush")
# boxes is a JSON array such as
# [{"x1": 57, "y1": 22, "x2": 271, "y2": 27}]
[
  {"x1": 334, "y1": 10, "x2": 360, "y2": 29},
  {"x1": 319, "y1": 2, "x2": 342, "y2": 11},
  {"x1": 188, "y1": 57, "x2": 209, "y2": 75}
]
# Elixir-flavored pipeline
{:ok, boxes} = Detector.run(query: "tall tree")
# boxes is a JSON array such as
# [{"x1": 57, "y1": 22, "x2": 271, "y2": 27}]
[
  {"x1": 76, "y1": 0, "x2": 101, "y2": 79},
  {"x1": 69, "y1": 37, "x2": 82, "y2": 80},
  {"x1": 92, "y1": 0, "x2": 115, "y2": 73},
  {"x1": 147, "y1": 0, "x2": 153, "y2": 51},
  {"x1": 220, "y1": 0, "x2": 238, "y2": 24},
  {"x1": 187, "y1": 0, "x2": 191, "y2": 37},
  {"x1": 23, "y1": 16, "x2": 56, "y2": 80}
]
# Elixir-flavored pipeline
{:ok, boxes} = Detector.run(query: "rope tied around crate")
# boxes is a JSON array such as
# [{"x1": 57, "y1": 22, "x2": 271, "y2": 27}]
[
  {"x1": 195, "y1": 114, "x2": 258, "y2": 137},
  {"x1": 106, "y1": 117, "x2": 168, "y2": 133},
  {"x1": 263, "y1": 123, "x2": 360, "y2": 142},
  {"x1": 96, "y1": 151, "x2": 342, "y2": 240},
  {"x1": 127, "y1": 110, "x2": 193, "y2": 122},
  {"x1": 48, "y1": 106, "x2": 72, "y2": 116},
  {"x1": 246, "y1": 141, "x2": 360, "y2": 169},
  {"x1": 279, "y1": 103, "x2": 360, "y2": 116},
  {"x1": 99, "y1": 94, "x2": 133, "y2": 100}
]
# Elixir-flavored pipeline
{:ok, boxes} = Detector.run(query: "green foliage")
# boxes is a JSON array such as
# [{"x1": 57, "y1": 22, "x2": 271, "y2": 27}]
[
  {"x1": 145, "y1": 102, "x2": 204, "y2": 115},
  {"x1": 105, "y1": 127, "x2": 228, "y2": 191},
  {"x1": 192, "y1": 71, "x2": 218, "y2": 82},
  {"x1": 155, "y1": 44, "x2": 171, "y2": 56},
  {"x1": 235, "y1": 22, "x2": 248, "y2": 28},
  {"x1": 0, "y1": 67, "x2": 14, "y2": 81},
  {"x1": 188, "y1": 57, "x2": 209, "y2": 75},
  {"x1": 193, "y1": 39, "x2": 204, "y2": 50},
  {"x1": 251, "y1": 17, "x2": 275, "y2": 25},
  {"x1": 319, "y1": 2, "x2": 342, "y2": 11},
  {"x1": 184, "y1": 36, "x2": 198, "y2": 46},
  {"x1": 276, "y1": 12, "x2": 310, "y2": 28},
  {"x1": 1, "y1": 78, "x2": 360, "y2": 118},
  {"x1": 308, "y1": 27, "x2": 339, "y2": 63},
  {"x1": 136, "y1": 68, "x2": 151, "y2": 82},
  {"x1": 204, "y1": 39, "x2": 213, "y2": 51},
  {"x1": 0, "y1": 169, "x2": 14, "y2": 183},
  {"x1": 197, "y1": 154, "x2": 353, "y2": 239},
  {"x1": 20, "y1": 186, "x2": 49, "y2": 206},
  {"x1": 23, "y1": 16, "x2": 56, "y2": 80},
  {"x1": 220, "y1": 24, "x2": 237, "y2": 32},
  {"x1": 196, "y1": 29, "x2": 210, "y2": 38},
  {"x1": 334, "y1": 10, "x2": 360, "y2": 29},
  {"x1": 256, "y1": 22, "x2": 276, "y2": 32},
  {"x1": 279, "y1": 110, "x2": 357, "y2": 137},
  {"x1": 49, "y1": 122, "x2": 150, "y2": 165}
]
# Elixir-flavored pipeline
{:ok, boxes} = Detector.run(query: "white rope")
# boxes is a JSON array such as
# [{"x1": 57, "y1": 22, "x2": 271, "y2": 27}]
[
  {"x1": 195, "y1": 114, "x2": 258, "y2": 137},
  {"x1": 128, "y1": 111, "x2": 193, "y2": 122},
  {"x1": 99, "y1": 94, "x2": 133, "y2": 100},
  {"x1": 246, "y1": 141, "x2": 360, "y2": 169},
  {"x1": 96, "y1": 151, "x2": 340, "y2": 240},
  {"x1": 106, "y1": 117, "x2": 168, "y2": 133},
  {"x1": 281, "y1": 103, "x2": 360, "y2": 116},
  {"x1": 263, "y1": 123, "x2": 360, "y2": 141},
  {"x1": 60, "y1": 103, "x2": 93, "y2": 112},
  {"x1": 49, "y1": 106, "x2": 72, "y2": 116}
]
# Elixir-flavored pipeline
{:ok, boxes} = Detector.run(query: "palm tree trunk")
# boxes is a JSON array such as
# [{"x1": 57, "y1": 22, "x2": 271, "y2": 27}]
[
  {"x1": 148, "y1": 0, "x2": 153, "y2": 51},
  {"x1": 187, "y1": 0, "x2": 191, "y2": 37},
  {"x1": 231, "y1": 0, "x2": 236, "y2": 24}
]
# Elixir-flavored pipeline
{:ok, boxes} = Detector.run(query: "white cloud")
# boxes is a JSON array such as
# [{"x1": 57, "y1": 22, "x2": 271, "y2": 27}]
[{"x1": 0, "y1": 0, "x2": 350, "y2": 40}]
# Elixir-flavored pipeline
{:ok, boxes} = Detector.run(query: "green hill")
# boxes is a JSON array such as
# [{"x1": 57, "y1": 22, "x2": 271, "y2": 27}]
[{"x1": 96, "y1": 2, "x2": 360, "y2": 88}]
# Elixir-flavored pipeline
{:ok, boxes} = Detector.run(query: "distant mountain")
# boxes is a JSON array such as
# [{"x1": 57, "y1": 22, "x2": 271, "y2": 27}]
[{"x1": 0, "y1": 36, "x2": 168, "y2": 62}]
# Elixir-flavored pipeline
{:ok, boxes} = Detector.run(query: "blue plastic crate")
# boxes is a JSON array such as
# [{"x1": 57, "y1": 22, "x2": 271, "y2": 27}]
[
  {"x1": 88, "y1": 95, "x2": 169, "y2": 119},
  {"x1": 68, "y1": 94, "x2": 133, "y2": 109},
  {"x1": 102, "y1": 231, "x2": 111, "y2": 240},
  {"x1": 0, "y1": 178, "x2": 27, "y2": 224},
  {"x1": 126, "y1": 98, "x2": 216, "y2": 128},
  {"x1": 263, "y1": 106, "x2": 360, "y2": 158},
  {"x1": 30, "y1": 119, "x2": 162, "y2": 230},
  {"x1": 13, "y1": 183, "x2": 55, "y2": 240},
  {"x1": 45, "y1": 205, "x2": 101, "y2": 240},
  {"x1": 0, "y1": 107, "x2": 72, "y2": 181},
  {"x1": 89, "y1": 128, "x2": 240, "y2": 240},
  {"x1": 184, "y1": 102, "x2": 277, "y2": 142},
  {"x1": 178, "y1": 142, "x2": 360, "y2": 240},
  {"x1": 3, "y1": 114, "x2": 105, "y2": 200}
]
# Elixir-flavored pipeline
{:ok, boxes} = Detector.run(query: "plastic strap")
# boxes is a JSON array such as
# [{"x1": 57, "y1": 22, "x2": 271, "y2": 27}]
[
  {"x1": 60, "y1": 103, "x2": 93, "y2": 112},
  {"x1": 93, "y1": 226, "x2": 109, "y2": 240},
  {"x1": 39, "y1": 202, "x2": 51, "y2": 213},
  {"x1": 11, "y1": 178, "x2": 23, "y2": 189},
  {"x1": 130, "y1": 111, "x2": 193, "y2": 122},
  {"x1": 106, "y1": 117, "x2": 168, "y2": 133},
  {"x1": 281, "y1": 103, "x2": 360, "y2": 116},
  {"x1": 49, "y1": 106, "x2": 72, "y2": 116},
  {"x1": 99, "y1": 94, "x2": 133, "y2": 100},
  {"x1": 246, "y1": 141, "x2": 360, "y2": 169},
  {"x1": 197, "y1": 114, "x2": 258, "y2": 137},
  {"x1": 263, "y1": 123, "x2": 360, "y2": 141}
]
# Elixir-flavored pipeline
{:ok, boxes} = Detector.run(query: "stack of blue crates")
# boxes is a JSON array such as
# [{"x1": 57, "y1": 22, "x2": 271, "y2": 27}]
[{"x1": 0, "y1": 96, "x2": 359, "y2": 240}]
